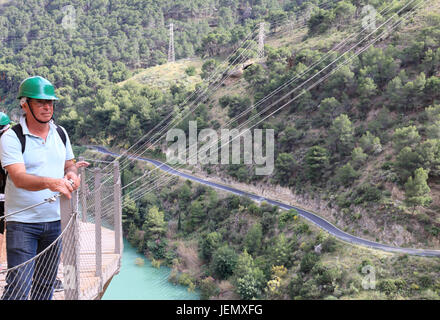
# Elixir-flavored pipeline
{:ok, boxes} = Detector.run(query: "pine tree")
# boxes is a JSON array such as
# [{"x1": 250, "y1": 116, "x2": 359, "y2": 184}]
[
  {"x1": 351, "y1": 147, "x2": 368, "y2": 169},
  {"x1": 122, "y1": 195, "x2": 140, "y2": 229},
  {"x1": 142, "y1": 206, "x2": 166, "y2": 239},
  {"x1": 392, "y1": 126, "x2": 421, "y2": 152},
  {"x1": 404, "y1": 168, "x2": 432, "y2": 213},
  {"x1": 328, "y1": 114, "x2": 354, "y2": 156},
  {"x1": 336, "y1": 162, "x2": 359, "y2": 187},
  {"x1": 305, "y1": 146, "x2": 329, "y2": 182}
]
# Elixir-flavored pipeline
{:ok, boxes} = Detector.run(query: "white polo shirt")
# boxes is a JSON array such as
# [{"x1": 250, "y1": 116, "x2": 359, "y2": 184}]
[{"x1": 0, "y1": 116, "x2": 74, "y2": 223}]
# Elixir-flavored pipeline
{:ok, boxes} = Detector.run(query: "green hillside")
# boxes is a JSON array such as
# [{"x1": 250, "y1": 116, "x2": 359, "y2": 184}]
[
  {"x1": 87, "y1": 147, "x2": 440, "y2": 300},
  {"x1": 110, "y1": 0, "x2": 440, "y2": 250},
  {"x1": 1, "y1": 0, "x2": 439, "y2": 300}
]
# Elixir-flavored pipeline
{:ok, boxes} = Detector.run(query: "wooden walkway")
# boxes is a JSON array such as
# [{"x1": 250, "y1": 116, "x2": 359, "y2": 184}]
[
  {"x1": 0, "y1": 159, "x2": 123, "y2": 300},
  {"x1": 0, "y1": 221, "x2": 122, "y2": 300}
]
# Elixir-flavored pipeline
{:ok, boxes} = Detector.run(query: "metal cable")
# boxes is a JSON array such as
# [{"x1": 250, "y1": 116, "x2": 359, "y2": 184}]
[{"x1": 104, "y1": 0, "x2": 423, "y2": 209}]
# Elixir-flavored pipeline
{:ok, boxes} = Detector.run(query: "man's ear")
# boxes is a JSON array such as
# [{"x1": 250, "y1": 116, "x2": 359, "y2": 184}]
[
  {"x1": 20, "y1": 97, "x2": 28, "y2": 113},
  {"x1": 20, "y1": 97, "x2": 27, "y2": 106}
]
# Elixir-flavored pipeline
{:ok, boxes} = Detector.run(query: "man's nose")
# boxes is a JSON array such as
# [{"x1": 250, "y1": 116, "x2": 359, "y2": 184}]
[{"x1": 41, "y1": 101, "x2": 53, "y2": 108}]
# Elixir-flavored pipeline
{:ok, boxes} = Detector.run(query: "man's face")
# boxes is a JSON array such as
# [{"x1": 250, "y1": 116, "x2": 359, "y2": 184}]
[{"x1": 26, "y1": 98, "x2": 54, "y2": 122}]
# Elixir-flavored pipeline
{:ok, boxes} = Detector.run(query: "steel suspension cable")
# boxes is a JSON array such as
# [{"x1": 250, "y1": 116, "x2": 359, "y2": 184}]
[
  {"x1": 108, "y1": 0, "x2": 423, "y2": 208},
  {"x1": 88, "y1": 0, "x2": 342, "y2": 184},
  {"x1": 104, "y1": 0, "x2": 402, "y2": 201}
]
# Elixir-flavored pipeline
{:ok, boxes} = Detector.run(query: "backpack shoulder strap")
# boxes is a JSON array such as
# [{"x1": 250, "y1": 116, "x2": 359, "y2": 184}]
[
  {"x1": 11, "y1": 124, "x2": 26, "y2": 154},
  {"x1": 10, "y1": 123, "x2": 67, "y2": 153},
  {"x1": 55, "y1": 124, "x2": 67, "y2": 147}
]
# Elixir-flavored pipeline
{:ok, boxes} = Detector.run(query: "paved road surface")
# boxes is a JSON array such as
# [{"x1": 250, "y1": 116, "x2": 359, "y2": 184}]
[{"x1": 92, "y1": 146, "x2": 440, "y2": 257}]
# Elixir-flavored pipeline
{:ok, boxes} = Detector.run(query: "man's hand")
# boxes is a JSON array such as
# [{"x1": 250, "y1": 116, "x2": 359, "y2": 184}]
[
  {"x1": 64, "y1": 159, "x2": 80, "y2": 192},
  {"x1": 47, "y1": 177, "x2": 75, "y2": 199},
  {"x1": 76, "y1": 160, "x2": 90, "y2": 168},
  {"x1": 64, "y1": 171, "x2": 80, "y2": 191}
]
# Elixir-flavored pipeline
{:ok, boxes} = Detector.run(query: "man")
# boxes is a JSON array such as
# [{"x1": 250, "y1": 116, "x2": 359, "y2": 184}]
[{"x1": 0, "y1": 76, "x2": 80, "y2": 300}]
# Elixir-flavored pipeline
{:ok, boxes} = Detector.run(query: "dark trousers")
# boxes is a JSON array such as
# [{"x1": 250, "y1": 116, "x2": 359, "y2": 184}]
[
  {"x1": 0, "y1": 201, "x2": 4, "y2": 234},
  {"x1": 1, "y1": 220, "x2": 62, "y2": 300}
]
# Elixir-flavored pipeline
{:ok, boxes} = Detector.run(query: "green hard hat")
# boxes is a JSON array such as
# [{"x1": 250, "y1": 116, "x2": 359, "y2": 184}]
[
  {"x1": 0, "y1": 112, "x2": 10, "y2": 126},
  {"x1": 17, "y1": 76, "x2": 59, "y2": 100}
]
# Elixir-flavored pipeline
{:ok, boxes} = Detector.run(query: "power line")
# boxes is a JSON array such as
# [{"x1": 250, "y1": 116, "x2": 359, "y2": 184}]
[
  {"x1": 110, "y1": 0, "x2": 391, "y2": 189},
  {"x1": 93, "y1": 1, "x2": 338, "y2": 184},
  {"x1": 108, "y1": 0, "x2": 423, "y2": 208}
]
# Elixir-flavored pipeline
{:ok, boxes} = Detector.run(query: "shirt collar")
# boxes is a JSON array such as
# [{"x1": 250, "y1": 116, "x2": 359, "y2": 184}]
[
  {"x1": 0, "y1": 124, "x2": 10, "y2": 133},
  {"x1": 19, "y1": 115, "x2": 56, "y2": 136}
]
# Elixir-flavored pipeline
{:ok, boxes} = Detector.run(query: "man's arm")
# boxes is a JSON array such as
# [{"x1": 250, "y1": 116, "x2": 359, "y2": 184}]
[
  {"x1": 64, "y1": 159, "x2": 80, "y2": 190},
  {"x1": 5, "y1": 163, "x2": 74, "y2": 198}
]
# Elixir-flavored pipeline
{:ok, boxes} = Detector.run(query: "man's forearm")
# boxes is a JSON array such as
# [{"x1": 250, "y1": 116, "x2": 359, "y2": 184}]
[
  {"x1": 64, "y1": 161, "x2": 81, "y2": 191},
  {"x1": 12, "y1": 172, "x2": 60, "y2": 191},
  {"x1": 64, "y1": 164, "x2": 78, "y2": 176}
]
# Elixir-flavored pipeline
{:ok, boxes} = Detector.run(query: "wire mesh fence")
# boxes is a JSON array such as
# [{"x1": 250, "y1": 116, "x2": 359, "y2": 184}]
[{"x1": 0, "y1": 159, "x2": 122, "y2": 300}]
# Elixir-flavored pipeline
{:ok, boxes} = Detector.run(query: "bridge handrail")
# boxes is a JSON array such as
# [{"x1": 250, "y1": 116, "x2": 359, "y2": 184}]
[{"x1": 0, "y1": 158, "x2": 123, "y2": 300}]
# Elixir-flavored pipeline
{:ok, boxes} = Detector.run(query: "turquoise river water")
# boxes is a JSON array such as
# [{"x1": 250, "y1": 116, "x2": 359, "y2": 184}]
[{"x1": 102, "y1": 238, "x2": 200, "y2": 300}]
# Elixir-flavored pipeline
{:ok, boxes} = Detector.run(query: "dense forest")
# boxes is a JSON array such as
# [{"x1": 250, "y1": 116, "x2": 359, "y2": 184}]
[
  {"x1": 0, "y1": 0, "x2": 303, "y2": 118},
  {"x1": 1, "y1": 0, "x2": 440, "y2": 299},
  {"x1": 101, "y1": 157, "x2": 440, "y2": 300},
  {"x1": 217, "y1": 2, "x2": 440, "y2": 247}
]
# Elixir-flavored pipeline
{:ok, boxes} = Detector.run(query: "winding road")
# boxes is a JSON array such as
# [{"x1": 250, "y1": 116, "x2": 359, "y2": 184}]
[{"x1": 92, "y1": 146, "x2": 440, "y2": 258}]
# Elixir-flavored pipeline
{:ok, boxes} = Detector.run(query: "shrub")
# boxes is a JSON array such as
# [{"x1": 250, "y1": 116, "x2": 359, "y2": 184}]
[
  {"x1": 199, "y1": 232, "x2": 222, "y2": 262},
  {"x1": 248, "y1": 203, "x2": 262, "y2": 216},
  {"x1": 164, "y1": 248, "x2": 178, "y2": 267},
  {"x1": 428, "y1": 226, "x2": 440, "y2": 236},
  {"x1": 211, "y1": 245, "x2": 238, "y2": 279},
  {"x1": 308, "y1": 8, "x2": 335, "y2": 35},
  {"x1": 300, "y1": 279, "x2": 322, "y2": 299},
  {"x1": 336, "y1": 162, "x2": 359, "y2": 187},
  {"x1": 178, "y1": 273, "x2": 196, "y2": 292},
  {"x1": 278, "y1": 209, "x2": 298, "y2": 229},
  {"x1": 300, "y1": 252, "x2": 320, "y2": 273},
  {"x1": 151, "y1": 258, "x2": 161, "y2": 269},
  {"x1": 336, "y1": 192, "x2": 351, "y2": 208},
  {"x1": 236, "y1": 273, "x2": 263, "y2": 300},
  {"x1": 244, "y1": 223, "x2": 263, "y2": 255},
  {"x1": 185, "y1": 66, "x2": 196, "y2": 76},
  {"x1": 295, "y1": 222, "x2": 310, "y2": 235},
  {"x1": 201, "y1": 59, "x2": 218, "y2": 79},
  {"x1": 378, "y1": 279, "x2": 397, "y2": 296},
  {"x1": 418, "y1": 275, "x2": 434, "y2": 289},
  {"x1": 357, "y1": 259, "x2": 373, "y2": 273},
  {"x1": 353, "y1": 184, "x2": 382, "y2": 205},
  {"x1": 261, "y1": 211, "x2": 276, "y2": 235},
  {"x1": 288, "y1": 275, "x2": 303, "y2": 299},
  {"x1": 269, "y1": 234, "x2": 293, "y2": 268},
  {"x1": 146, "y1": 238, "x2": 168, "y2": 260},
  {"x1": 200, "y1": 277, "x2": 220, "y2": 300},
  {"x1": 321, "y1": 237, "x2": 337, "y2": 253}
]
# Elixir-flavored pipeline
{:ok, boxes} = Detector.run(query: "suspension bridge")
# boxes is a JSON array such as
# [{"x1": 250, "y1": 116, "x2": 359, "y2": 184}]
[
  {"x1": 0, "y1": 157, "x2": 123, "y2": 300},
  {"x1": 0, "y1": 0, "x2": 344, "y2": 300},
  {"x1": 0, "y1": 0, "x2": 433, "y2": 300}
]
